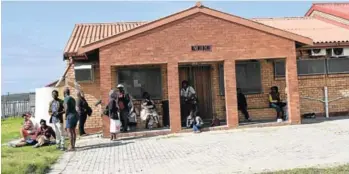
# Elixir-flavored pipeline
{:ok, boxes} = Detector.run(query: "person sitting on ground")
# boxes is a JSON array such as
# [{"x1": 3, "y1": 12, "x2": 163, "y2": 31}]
[
  {"x1": 20, "y1": 113, "x2": 35, "y2": 141},
  {"x1": 269, "y1": 86, "x2": 286, "y2": 122},
  {"x1": 237, "y1": 88, "x2": 251, "y2": 122},
  {"x1": 193, "y1": 113, "x2": 204, "y2": 133},
  {"x1": 108, "y1": 90, "x2": 121, "y2": 141},
  {"x1": 9, "y1": 113, "x2": 37, "y2": 147},
  {"x1": 33, "y1": 119, "x2": 56, "y2": 148},
  {"x1": 140, "y1": 92, "x2": 160, "y2": 129}
]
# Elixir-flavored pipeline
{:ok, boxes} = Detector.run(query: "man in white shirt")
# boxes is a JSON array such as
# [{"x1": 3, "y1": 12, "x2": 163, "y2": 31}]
[
  {"x1": 180, "y1": 80, "x2": 196, "y2": 99},
  {"x1": 180, "y1": 80, "x2": 198, "y2": 124}
]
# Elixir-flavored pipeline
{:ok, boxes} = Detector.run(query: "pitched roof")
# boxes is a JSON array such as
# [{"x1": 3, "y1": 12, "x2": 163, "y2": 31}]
[
  {"x1": 305, "y1": 3, "x2": 349, "y2": 20},
  {"x1": 72, "y1": 4, "x2": 312, "y2": 56},
  {"x1": 63, "y1": 22, "x2": 147, "y2": 57},
  {"x1": 253, "y1": 17, "x2": 349, "y2": 44}
]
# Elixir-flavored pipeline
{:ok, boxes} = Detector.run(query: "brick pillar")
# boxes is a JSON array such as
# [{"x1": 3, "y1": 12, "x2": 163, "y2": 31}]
[
  {"x1": 224, "y1": 59, "x2": 239, "y2": 128},
  {"x1": 100, "y1": 63, "x2": 112, "y2": 137},
  {"x1": 285, "y1": 56, "x2": 301, "y2": 124},
  {"x1": 167, "y1": 62, "x2": 181, "y2": 133}
]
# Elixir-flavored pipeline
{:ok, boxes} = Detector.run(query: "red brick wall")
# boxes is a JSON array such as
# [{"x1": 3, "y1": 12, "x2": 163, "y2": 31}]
[
  {"x1": 98, "y1": 13, "x2": 296, "y2": 134},
  {"x1": 64, "y1": 63, "x2": 103, "y2": 132},
  {"x1": 65, "y1": 13, "x2": 348, "y2": 134}
]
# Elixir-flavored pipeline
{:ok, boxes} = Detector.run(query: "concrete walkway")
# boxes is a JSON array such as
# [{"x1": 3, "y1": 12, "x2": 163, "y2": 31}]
[{"x1": 49, "y1": 118, "x2": 349, "y2": 174}]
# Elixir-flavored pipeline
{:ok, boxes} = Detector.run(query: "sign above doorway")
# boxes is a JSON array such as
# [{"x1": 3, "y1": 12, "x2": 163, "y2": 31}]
[{"x1": 191, "y1": 45, "x2": 212, "y2": 52}]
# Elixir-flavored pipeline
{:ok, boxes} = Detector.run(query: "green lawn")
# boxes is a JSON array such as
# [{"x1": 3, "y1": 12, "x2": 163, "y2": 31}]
[
  {"x1": 1, "y1": 117, "x2": 63, "y2": 174},
  {"x1": 263, "y1": 164, "x2": 349, "y2": 174}
]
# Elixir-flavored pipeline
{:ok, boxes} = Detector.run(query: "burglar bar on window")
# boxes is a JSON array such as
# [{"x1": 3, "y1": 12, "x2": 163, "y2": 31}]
[{"x1": 191, "y1": 45, "x2": 212, "y2": 51}]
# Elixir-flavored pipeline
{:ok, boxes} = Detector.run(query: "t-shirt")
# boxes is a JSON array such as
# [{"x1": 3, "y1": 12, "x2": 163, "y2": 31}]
[
  {"x1": 64, "y1": 96, "x2": 77, "y2": 115},
  {"x1": 51, "y1": 100, "x2": 59, "y2": 123}
]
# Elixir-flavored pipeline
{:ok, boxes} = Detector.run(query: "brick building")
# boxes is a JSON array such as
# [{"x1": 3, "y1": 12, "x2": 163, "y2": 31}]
[{"x1": 61, "y1": 2, "x2": 349, "y2": 137}]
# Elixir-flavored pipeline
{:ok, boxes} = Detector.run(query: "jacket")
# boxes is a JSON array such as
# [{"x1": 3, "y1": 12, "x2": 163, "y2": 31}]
[{"x1": 48, "y1": 99, "x2": 64, "y2": 123}]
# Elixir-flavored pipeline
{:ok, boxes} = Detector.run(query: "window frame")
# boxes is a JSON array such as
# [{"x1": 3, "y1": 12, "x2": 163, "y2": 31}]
[
  {"x1": 235, "y1": 61, "x2": 263, "y2": 94},
  {"x1": 297, "y1": 59, "x2": 327, "y2": 76},
  {"x1": 326, "y1": 57, "x2": 349, "y2": 74},
  {"x1": 74, "y1": 64, "x2": 95, "y2": 82},
  {"x1": 117, "y1": 67, "x2": 163, "y2": 100},
  {"x1": 273, "y1": 59, "x2": 286, "y2": 78}
]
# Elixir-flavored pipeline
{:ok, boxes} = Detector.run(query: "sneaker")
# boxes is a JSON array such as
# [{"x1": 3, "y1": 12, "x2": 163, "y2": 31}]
[
  {"x1": 33, "y1": 144, "x2": 39, "y2": 148},
  {"x1": 277, "y1": 119, "x2": 283, "y2": 123},
  {"x1": 8, "y1": 143, "x2": 16, "y2": 148},
  {"x1": 60, "y1": 147, "x2": 66, "y2": 151}
]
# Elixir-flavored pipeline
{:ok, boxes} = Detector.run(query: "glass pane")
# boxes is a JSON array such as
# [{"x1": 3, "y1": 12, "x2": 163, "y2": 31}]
[
  {"x1": 75, "y1": 69, "x2": 92, "y2": 81},
  {"x1": 118, "y1": 68, "x2": 162, "y2": 99},
  {"x1": 327, "y1": 58, "x2": 349, "y2": 74},
  {"x1": 274, "y1": 60, "x2": 285, "y2": 77},
  {"x1": 297, "y1": 59, "x2": 326, "y2": 75},
  {"x1": 218, "y1": 64, "x2": 225, "y2": 95},
  {"x1": 236, "y1": 62, "x2": 262, "y2": 94}
]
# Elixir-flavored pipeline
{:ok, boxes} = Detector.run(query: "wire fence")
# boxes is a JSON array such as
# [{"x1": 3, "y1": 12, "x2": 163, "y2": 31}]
[{"x1": 1, "y1": 101, "x2": 34, "y2": 118}]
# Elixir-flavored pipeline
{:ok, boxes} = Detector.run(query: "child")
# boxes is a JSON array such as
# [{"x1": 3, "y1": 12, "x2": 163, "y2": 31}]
[{"x1": 193, "y1": 113, "x2": 204, "y2": 133}]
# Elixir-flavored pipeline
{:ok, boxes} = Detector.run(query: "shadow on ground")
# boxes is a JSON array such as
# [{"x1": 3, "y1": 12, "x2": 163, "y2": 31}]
[{"x1": 301, "y1": 116, "x2": 349, "y2": 125}]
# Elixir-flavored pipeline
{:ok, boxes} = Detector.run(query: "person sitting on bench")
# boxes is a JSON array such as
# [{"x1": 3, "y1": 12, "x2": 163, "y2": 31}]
[{"x1": 269, "y1": 86, "x2": 286, "y2": 122}]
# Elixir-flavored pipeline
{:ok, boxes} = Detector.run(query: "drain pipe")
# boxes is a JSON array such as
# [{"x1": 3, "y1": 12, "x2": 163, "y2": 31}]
[
  {"x1": 55, "y1": 57, "x2": 73, "y2": 87},
  {"x1": 301, "y1": 86, "x2": 348, "y2": 118},
  {"x1": 324, "y1": 86, "x2": 329, "y2": 118}
]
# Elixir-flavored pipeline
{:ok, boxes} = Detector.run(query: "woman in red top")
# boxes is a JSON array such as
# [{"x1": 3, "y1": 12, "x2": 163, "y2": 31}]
[{"x1": 20, "y1": 113, "x2": 35, "y2": 141}]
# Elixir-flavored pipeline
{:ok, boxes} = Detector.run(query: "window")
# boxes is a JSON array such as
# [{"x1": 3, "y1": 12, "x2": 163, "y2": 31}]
[
  {"x1": 327, "y1": 58, "x2": 349, "y2": 74},
  {"x1": 274, "y1": 60, "x2": 286, "y2": 77},
  {"x1": 236, "y1": 61, "x2": 262, "y2": 94},
  {"x1": 218, "y1": 64, "x2": 225, "y2": 95},
  {"x1": 118, "y1": 67, "x2": 162, "y2": 99},
  {"x1": 297, "y1": 59, "x2": 326, "y2": 75},
  {"x1": 74, "y1": 64, "x2": 94, "y2": 82},
  {"x1": 218, "y1": 61, "x2": 262, "y2": 95}
]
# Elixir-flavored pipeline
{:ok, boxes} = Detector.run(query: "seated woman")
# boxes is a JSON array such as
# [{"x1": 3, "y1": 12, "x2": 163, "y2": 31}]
[
  {"x1": 140, "y1": 92, "x2": 160, "y2": 129},
  {"x1": 9, "y1": 113, "x2": 37, "y2": 147},
  {"x1": 269, "y1": 86, "x2": 286, "y2": 122},
  {"x1": 33, "y1": 119, "x2": 56, "y2": 148}
]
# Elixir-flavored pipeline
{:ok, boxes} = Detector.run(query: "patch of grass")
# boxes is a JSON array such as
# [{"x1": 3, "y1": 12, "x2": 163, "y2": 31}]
[
  {"x1": 263, "y1": 164, "x2": 349, "y2": 174},
  {"x1": 1, "y1": 117, "x2": 63, "y2": 174},
  {"x1": 1, "y1": 118, "x2": 23, "y2": 143}
]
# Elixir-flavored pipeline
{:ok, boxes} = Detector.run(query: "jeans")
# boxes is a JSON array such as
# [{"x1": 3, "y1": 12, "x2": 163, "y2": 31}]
[
  {"x1": 52, "y1": 122, "x2": 64, "y2": 148},
  {"x1": 79, "y1": 113, "x2": 87, "y2": 135},
  {"x1": 193, "y1": 124, "x2": 201, "y2": 132}
]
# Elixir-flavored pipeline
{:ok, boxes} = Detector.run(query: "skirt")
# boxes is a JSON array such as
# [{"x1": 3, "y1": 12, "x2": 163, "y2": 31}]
[{"x1": 110, "y1": 119, "x2": 121, "y2": 133}]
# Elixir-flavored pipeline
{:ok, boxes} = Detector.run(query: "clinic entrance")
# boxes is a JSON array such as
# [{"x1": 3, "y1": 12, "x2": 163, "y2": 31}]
[{"x1": 179, "y1": 64, "x2": 213, "y2": 126}]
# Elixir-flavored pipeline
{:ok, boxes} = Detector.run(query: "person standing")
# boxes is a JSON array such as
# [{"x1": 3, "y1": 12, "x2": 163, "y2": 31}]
[
  {"x1": 76, "y1": 91, "x2": 89, "y2": 136},
  {"x1": 180, "y1": 80, "x2": 197, "y2": 125},
  {"x1": 63, "y1": 88, "x2": 78, "y2": 151},
  {"x1": 33, "y1": 119, "x2": 56, "y2": 148},
  {"x1": 116, "y1": 84, "x2": 134, "y2": 132},
  {"x1": 48, "y1": 90, "x2": 65, "y2": 151},
  {"x1": 237, "y1": 88, "x2": 251, "y2": 122},
  {"x1": 108, "y1": 90, "x2": 121, "y2": 140}
]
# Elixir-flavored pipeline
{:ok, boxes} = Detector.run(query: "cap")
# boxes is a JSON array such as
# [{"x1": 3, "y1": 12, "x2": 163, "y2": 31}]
[{"x1": 117, "y1": 84, "x2": 124, "y2": 88}]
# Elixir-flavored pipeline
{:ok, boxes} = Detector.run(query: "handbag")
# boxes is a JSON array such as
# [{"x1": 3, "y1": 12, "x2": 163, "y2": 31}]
[{"x1": 86, "y1": 106, "x2": 93, "y2": 116}]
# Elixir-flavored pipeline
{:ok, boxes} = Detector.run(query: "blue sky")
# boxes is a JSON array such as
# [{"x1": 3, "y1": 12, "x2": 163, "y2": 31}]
[{"x1": 1, "y1": 1, "x2": 313, "y2": 94}]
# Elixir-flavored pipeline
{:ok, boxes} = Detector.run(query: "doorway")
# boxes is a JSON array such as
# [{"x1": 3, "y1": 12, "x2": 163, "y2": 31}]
[{"x1": 179, "y1": 65, "x2": 213, "y2": 126}]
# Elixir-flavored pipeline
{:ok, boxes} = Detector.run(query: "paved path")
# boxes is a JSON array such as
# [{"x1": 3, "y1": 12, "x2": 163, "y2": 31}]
[{"x1": 49, "y1": 118, "x2": 349, "y2": 174}]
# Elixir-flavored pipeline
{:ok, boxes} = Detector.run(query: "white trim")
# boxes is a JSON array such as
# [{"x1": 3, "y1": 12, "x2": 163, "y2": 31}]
[{"x1": 74, "y1": 64, "x2": 92, "y2": 70}]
